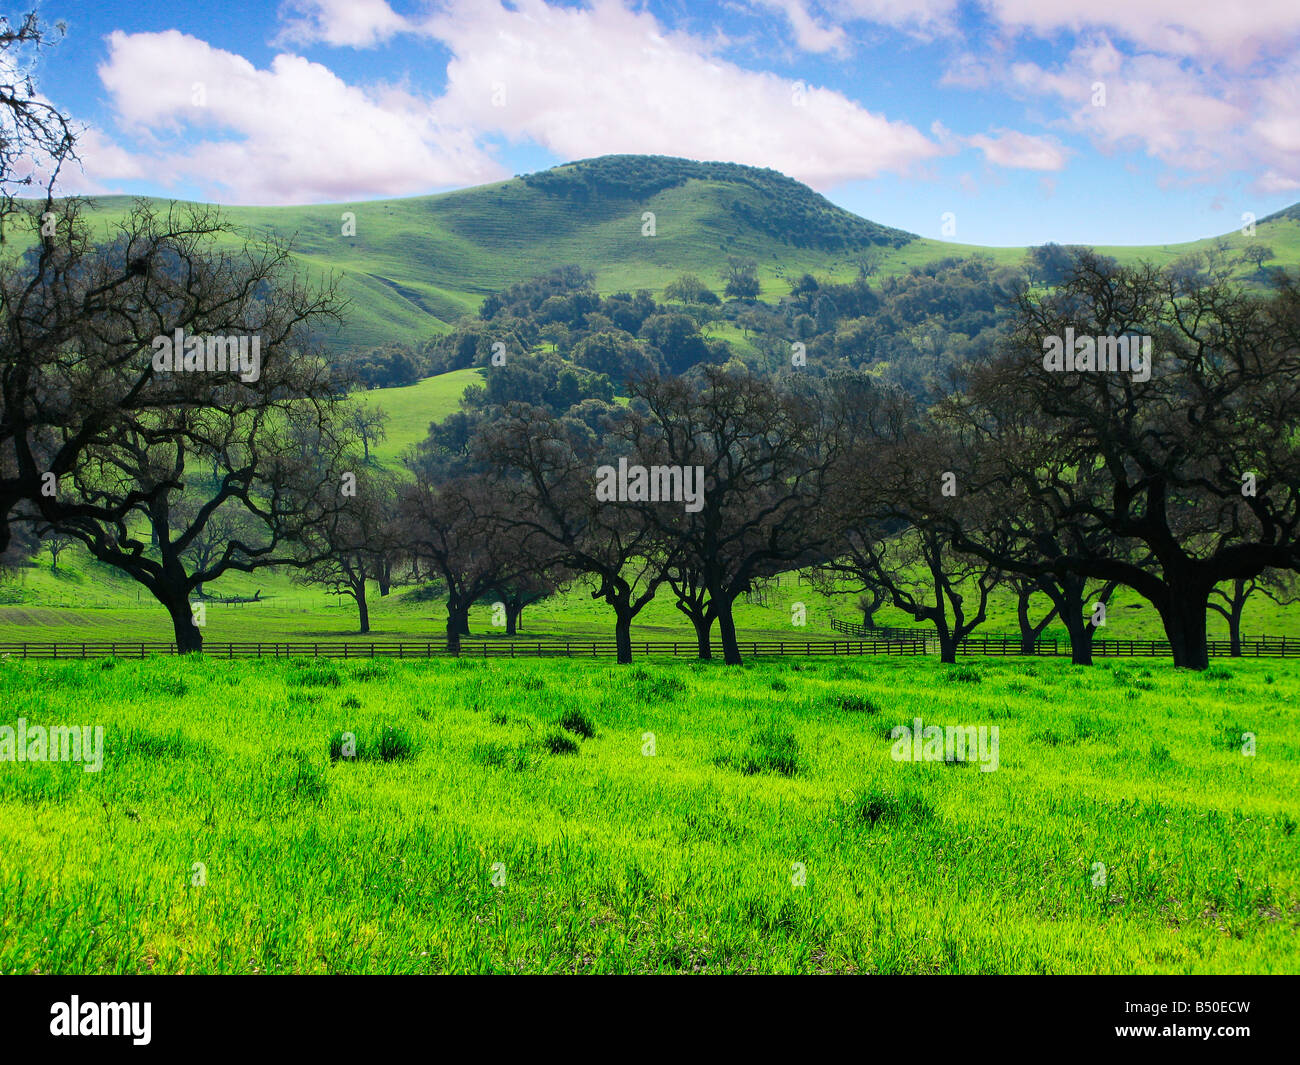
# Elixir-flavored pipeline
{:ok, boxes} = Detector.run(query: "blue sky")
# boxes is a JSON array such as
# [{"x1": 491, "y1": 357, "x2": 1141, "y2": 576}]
[{"x1": 24, "y1": 0, "x2": 1300, "y2": 246}]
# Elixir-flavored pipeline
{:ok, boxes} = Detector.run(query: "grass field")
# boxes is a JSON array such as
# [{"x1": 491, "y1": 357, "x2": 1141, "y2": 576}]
[{"x1": 0, "y1": 654, "x2": 1295, "y2": 974}]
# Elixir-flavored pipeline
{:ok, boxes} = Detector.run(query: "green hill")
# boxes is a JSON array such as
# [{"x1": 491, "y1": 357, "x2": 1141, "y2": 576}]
[
  {"x1": 68, "y1": 155, "x2": 1300, "y2": 353},
  {"x1": 354, "y1": 367, "x2": 485, "y2": 466}
]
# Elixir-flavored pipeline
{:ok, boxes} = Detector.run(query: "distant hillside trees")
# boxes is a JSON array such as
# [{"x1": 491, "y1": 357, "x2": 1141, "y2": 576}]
[
  {"x1": 519, "y1": 155, "x2": 915, "y2": 251},
  {"x1": 664, "y1": 274, "x2": 720, "y2": 308},
  {"x1": 295, "y1": 468, "x2": 403, "y2": 633},
  {"x1": 348, "y1": 342, "x2": 422, "y2": 389},
  {"x1": 571, "y1": 331, "x2": 662, "y2": 388},
  {"x1": 723, "y1": 257, "x2": 761, "y2": 300}
]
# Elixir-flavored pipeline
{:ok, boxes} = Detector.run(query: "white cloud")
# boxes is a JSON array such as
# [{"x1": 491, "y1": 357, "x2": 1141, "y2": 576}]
[
  {"x1": 70, "y1": 0, "x2": 1300, "y2": 204},
  {"x1": 76, "y1": 3, "x2": 942, "y2": 202},
  {"x1": 275, "y1": 0, "x2": 409, "y2": 48},
  {"x1": 984, "y1": 0, "x2": 1300, "y2": 64},
  {"x1": 418, "y1": 0, "x2": 940, "y2": 189},
  {"x1": 966, "y1": 128, "x2": 1067, "y2": 170},
  {"x1": 1004, "y1": 39, "x2": 1300, "y2": 192},
  {"x1": 753, "y1": 0, "x2": 849, "y2": 54},
  {"x1": 93, "y1": 29, "x2": 501, "y2": 202}
]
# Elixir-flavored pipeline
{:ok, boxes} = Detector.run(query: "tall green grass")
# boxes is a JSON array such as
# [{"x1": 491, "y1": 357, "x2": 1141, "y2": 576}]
[{"x1": 0, "y1": 655, "x2": 1295, "y2": 973}]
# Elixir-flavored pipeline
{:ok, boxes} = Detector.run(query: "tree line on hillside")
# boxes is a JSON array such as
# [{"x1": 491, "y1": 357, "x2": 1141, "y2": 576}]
[
  {"x1": 298, "y1": 248, "x2": 1300, "y2": 670},
  {"x1": 349, "y1": 250, "x2": 1033, "y2": 411}
]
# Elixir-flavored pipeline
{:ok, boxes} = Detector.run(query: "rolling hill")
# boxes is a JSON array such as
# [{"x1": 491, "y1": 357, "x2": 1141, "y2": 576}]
[{"x1": 69, "y1": 155, "x2": 1300, "y2": 353}]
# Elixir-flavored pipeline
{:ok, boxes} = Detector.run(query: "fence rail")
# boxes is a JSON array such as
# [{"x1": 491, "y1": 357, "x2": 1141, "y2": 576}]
[
  {"x1": 830, "y1": 619, "x2": 933, "y2": 640},
  {"x1": 3, "y1": 632, "x2": 1297, "y2": 661},
  {"x1": 0, "y1": 638, "x2": 929, "y2": 660},
  {"x1": 831, "y1": 620, "x2": 1300, "y2": 658}
]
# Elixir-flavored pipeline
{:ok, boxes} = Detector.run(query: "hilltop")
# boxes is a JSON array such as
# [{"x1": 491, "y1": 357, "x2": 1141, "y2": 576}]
[{"x1": 69, "y1": 155, "x2": 1300, "y2": 352}]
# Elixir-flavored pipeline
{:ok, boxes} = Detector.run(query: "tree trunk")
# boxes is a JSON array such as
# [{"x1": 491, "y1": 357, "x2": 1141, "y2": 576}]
[
  {"x1": 614, "y1": 611, "x2": 632, "y2": 665},
  {"x1": 1158, "y1": 586, "x2": 1211, "y2": 670},
  {"x1": 1017, "y1": 588, "x2": 1036, "y2": 655},
  {"x1": 717, "y1": 600, "x2": 742, "y2": 666},
  {"x1": 356, "y1": 585, "x2": 370, "y2": 635},
  {"x1": 377, "y1": 559, "x2": 391, "y2": 598},
  {"x1": 1044, "y1": 577, "x2": 1094, "y2": 666},
  {"x1": 1228, "y1": 584, "x2": 1244, "y2": 657},
  {"x1": 691, "y1": 612, "x2": 713, "y2": 660},
  {"x1": 937, "y1": 629, "x2": 957, "y2": 664},
  {"x1": 446, "y1": 602, "x2": 469, "y2": 653},
  {"x1": 165, "y1": 595, "x2": 204, "y2": 654},
  {"x1": 505, "y1": 602, "x2": 520, "y2": 637}
]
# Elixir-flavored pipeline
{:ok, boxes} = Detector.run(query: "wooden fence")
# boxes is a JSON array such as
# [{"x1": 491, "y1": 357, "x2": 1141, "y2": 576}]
[
  {"x1": 831, "y1": 619, "x2": 1300, "y2": 658},
  {"x1": 4, "y1": 631, "x2": 1296, "y2": 661},
  {"x1": 0, "y1": 637, "x2": 929, "y2": 660}
]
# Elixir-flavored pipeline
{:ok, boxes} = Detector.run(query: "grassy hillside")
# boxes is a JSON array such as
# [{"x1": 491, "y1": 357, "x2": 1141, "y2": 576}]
[
  {"x1": 67, "y1": 156, "x2": 1300, "y2": 351},
  {"x1": 2, "y1": 654, "x2": 1295, "y2": 973},
  {"x1": 354, "y1": 367, "x2": 485, "y2": 467}
]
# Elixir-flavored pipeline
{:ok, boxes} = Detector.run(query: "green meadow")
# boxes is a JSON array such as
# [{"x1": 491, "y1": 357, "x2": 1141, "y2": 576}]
[{"x1": 0, "y1": 654, "x2": 1296, "y2": 974}]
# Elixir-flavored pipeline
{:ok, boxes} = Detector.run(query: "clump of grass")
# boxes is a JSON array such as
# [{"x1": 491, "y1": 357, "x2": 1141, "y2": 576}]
[
  {"x1": 557, "y1": 708, "x2": 595, "y2": 739},
  {"x1": 375, "y1": 725, "x2": 415, "y2": 762},
  {"x1": 847, "y1": 787, "x2": 935, "y2": 828},
  {"x1": 473, "y1": 741, "x2": 533, "y2": 772},
  {"x1": 280, "y1": 755, "x2": 330, "y2": 804},
  {"x1": 140, "y1": 674, "x2": 188, "y2": 698},
  {"x1": 122, "y1": 727, "x2": 209, "y2": 761},
  {"x1": 350, "y1": 660, "x2": 389, "y2": 682},
  {"x1": 1148, "y1": 743, "x2": 1175, "y2": 767},
  {"x1": 544, "y1": 730, "x2": 579, "y2": 755},
  {"x1": 945, "y1": 664, "x2": 982, "y2": 684},
  {"x1": 489, "y1": 709, "x2": 509, "y2": 726},
  {"x1": 716, "y1": 725, "x2": 800, "y2": 777},
  {"x1": 328, "y1": 725, "x2": 416, "y2": 763},
  {"x1": 1216, "y1": 722, "x2": 1250, "y2": 752},
  {"x1": 288, "y1": 664, "x2": 341, "y2": 688},
  {"x1": 1202, "y1": 666, "x2": 1233, "y2": 681},
  {"x1": 834, "y1": 694, "x2": 880, "y2": 714},
  {"x1": 770, "y1": 679, "x2": 788, "y2": 692},
  {"x1": 630, "y1": 668, "x2": 686, "y2": 700},
  {"x1": 341, "y1": 695, "x2": 362, "y2": 709}
]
